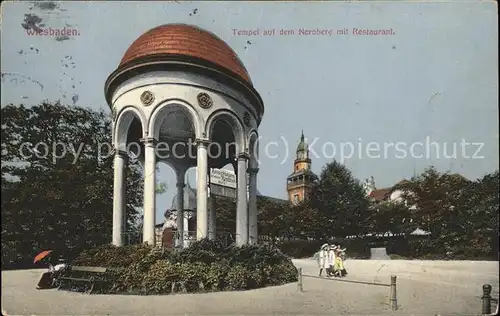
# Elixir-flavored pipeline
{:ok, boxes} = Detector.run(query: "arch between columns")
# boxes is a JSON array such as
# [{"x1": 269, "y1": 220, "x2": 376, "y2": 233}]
[
  {"x1": 149, "y1": 99, "x2": 203, "y2": 141},
  {"x1": 206, "y1": 109, "x2": 247, "y2": 154},
  {"x1": 114, "y1": 106, "x2": 147, "y2": 152}
]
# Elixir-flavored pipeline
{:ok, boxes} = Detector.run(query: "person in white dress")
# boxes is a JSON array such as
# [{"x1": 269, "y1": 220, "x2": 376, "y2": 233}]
[
  {"x1": 327, "y1": 245, "x2": 337, "y2": 277},
  {"x1": 318, "y1": 243, "x2": 329, "y2": 276}
]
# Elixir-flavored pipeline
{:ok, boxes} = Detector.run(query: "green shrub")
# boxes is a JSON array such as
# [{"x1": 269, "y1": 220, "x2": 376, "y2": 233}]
[
  {"x1": 140, "y1": 260, "x2": 179, "y2": 294},
  {"x1": 277, "y1": 238, "x2": 371, "y2": 259},
  {"x1": 387, "y1": 237, "x2": 447, "y2": 259},
  {"x1": 331, "y1": 238, "x2": 370, "y2": 259},
  {"x1": 225, "y1": 264, "x2": 250, "y2": 290},
  {"x1": 71, "y1": 239, "x2": 297, "y2": 295},
  {"x1": 168, "y1": 239, "x2": 227, "y2": 265},
  {"x1": 73, "y1": 243, "x2": 159, "y2": 268},
  {"x1": 205, "y1": 260, "x2": 231, "y2": 291}
]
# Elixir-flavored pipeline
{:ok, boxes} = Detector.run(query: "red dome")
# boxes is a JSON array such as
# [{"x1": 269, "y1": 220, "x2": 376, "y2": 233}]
[{"x1": 119, "y1": 24, "x2": 251, "y2": 84}]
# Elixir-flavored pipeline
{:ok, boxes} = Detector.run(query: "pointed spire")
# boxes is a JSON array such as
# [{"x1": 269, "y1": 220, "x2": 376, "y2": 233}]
[{"x1": 296, "y1": 129, "x2": 308, "y2": 153}]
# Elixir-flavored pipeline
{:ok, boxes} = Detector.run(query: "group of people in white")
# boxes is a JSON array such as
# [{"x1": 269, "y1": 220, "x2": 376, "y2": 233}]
[{"x1": 318, "y1": 243, "x2": 348, "y2": 277}]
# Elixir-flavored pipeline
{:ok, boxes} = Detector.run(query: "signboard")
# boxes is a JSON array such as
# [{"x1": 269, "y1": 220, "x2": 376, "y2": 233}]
[
  {"x1": 210, "y1": 168, "x2": 236, "y2": 188},
  {"x1": 210, "y1": 183, "x2": 236, "y2": 199},
  {"x1": 209, "y1": 168, "x2": 237, "y2": 198}
]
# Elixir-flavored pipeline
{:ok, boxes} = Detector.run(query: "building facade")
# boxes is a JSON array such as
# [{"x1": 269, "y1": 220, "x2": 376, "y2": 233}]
[{"x1": 286, "y1": 131, "x2": 318, "y2": 204}]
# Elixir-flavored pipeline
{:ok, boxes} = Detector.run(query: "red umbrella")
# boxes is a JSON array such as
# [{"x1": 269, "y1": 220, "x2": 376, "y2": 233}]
[{"x1": 33, "y1": 250, "x2": 53, "y2": 264}]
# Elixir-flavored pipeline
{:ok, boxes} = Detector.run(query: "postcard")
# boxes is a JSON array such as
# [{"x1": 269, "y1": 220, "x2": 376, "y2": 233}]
[{"x1": 1, "y1": 1, "x2": 498, "y2": 315}]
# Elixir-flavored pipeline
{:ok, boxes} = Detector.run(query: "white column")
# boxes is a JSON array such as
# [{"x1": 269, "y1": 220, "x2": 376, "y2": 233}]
[
  {"x1": 183, "y1": 212, "x2": 190, "y2": 247},
  {"x1": 112, "y1": 150, "x2": 127, "y2": 246},
  {"x1": 248, "y1": 167, "x2": 259, "y2": 245},
  {"x1": 236, "y1": 153, "x2": 249, "y2": 246},
  {"x1": 142, "y1": 137, "x2": 157, "y2": 245},
  {"x1": 196, "y1": 139, "x2": 209, "y2": 240},
  {"x1": 208, "y1": 195, "x2": 217, "y2": 240},
  {"x1": 175, "y1": 170, "x2": 185, "y2": 247}
]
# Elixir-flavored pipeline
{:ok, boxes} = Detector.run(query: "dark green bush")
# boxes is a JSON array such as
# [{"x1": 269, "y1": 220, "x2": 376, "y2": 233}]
[
  {"x1": 385, "y1": 236, "x2": 498, "y2": 260},
  {"x1": 387, "y1": 237, "x2": 451, "y2": 259},
  {"x1": 277, "y1": 238, "x2": 371, "y2": 259},
  {"x1": 72, "y1": 239, "x2": 297, "y2": 295},
  {"x1": 330, "y1": 238, "x2": 370, "y2": 259},
  {"x1": 73, "y1": 243, "x2": 161, "y2": 267}
]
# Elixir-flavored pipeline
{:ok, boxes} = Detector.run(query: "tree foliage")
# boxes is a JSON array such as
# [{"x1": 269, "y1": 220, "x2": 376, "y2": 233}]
[
  {"x1": 366, "y1": 201, "x2": 416, "y2": 236},
  {"x1": 1, "y1": 102, "x2": 144, "y2": 268},
  {"x1": 310, "y1": 160, "x2": 371, "y2": 238},
  {"x1": 396, "y1": 167, "x2": 498, "y2": 257}
]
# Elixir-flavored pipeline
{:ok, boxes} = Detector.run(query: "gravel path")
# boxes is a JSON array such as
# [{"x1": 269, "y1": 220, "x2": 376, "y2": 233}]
[{"x1": 2, "y1": 259, "x2": 498, "y2": 315}]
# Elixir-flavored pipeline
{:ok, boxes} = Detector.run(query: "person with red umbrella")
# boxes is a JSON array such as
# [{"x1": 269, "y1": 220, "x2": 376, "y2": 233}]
[
  {"x1": 34, "y1": 250, "x2": 54, "y2": 289},
  {"x1": 34, "y1": 250, "x2": 67, "y2": 289}
]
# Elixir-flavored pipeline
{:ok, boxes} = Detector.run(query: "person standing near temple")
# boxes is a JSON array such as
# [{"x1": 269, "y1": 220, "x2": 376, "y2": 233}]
[
  {"x1": 327, "y1": 245, "x2": 337, "y2": 277},
  {"x1": 318, "y1": 243, "x2": 329, "y2": 277}
]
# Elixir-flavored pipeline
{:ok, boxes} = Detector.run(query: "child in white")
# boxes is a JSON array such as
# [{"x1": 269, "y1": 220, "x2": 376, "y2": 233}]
[
  {"x1": 318, "y1": 244, "x2": 329, "y2": 276},
  {"x1": 327, "y1": 245, "x2": 337, "y2": 277}
]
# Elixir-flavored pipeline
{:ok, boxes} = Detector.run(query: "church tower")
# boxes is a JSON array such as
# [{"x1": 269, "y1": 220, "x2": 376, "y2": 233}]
[{"x1": 286, "y1": 131, "x2": 318, "y2": 204}]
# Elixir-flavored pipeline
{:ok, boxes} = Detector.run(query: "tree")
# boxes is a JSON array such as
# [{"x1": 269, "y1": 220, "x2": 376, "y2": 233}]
[
  {"x1": 395, "y1": 167, "x2": 471, "y2": 238},
  {"x1": 1, "y1": 102, "x2": 144, "y2": 268},
  {"x1": 366, "y1": 201, "x2": 416, "y2": 236},
  {"x1": 214, "y1": 197, "x2": 236, "y2": 235},
  {"x1": 310, "y1": 160, "x2": 371, "y2": 238},
  {"x1": 396, "y1": 167, "x2": 498, "y2": 258},
  {"x1": 155, "y1": 166, "x2": 167, "y2": 194},
  {"x1": 451, "y1": 170, "x2": 499, "y2": 257}
]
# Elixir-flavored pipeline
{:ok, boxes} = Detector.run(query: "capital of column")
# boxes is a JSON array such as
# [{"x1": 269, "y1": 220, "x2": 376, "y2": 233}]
[
  {"x1": 237, "y1": 152, "x2": 250, "y2": 161},
  {"x1": 140, "y1": 137, "x2": 158, "y2": 147},
  {"x1": 176, "y1": 182, "x2": 186, "y2": 188},
  {"x1": 195, "y1": 138, "x2": 211, "y2": 147},
  {"x1": 247, "y1": 167, "x2": 259, "y2": 174},
  {"x1": 114, "y1": 149, "x2": 128, "y2": 158}
]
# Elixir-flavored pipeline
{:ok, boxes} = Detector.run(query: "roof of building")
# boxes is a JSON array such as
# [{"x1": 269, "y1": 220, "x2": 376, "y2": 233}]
[
  {"x1": 258, "y1": 195, "x2": 289, "y2": 205},
  {"x1": 119, "y1": 24, "x2": 251, "y2": 85},
  {"x1": 287, "y1": 169, "x2": 318, "y2": 179},
  {"x1": 394, "y1": 179, "x2": 411, "y2": 187},
  {"x1": 369, "y1": 173, "x2": 469, "y2": 202},
  {"x1": 369, "y1": 188, "x2": 393, "y2": 201}
]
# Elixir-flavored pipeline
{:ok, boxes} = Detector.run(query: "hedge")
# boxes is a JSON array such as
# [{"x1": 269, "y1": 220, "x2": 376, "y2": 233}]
[
  {"x1": 386, "y1": 236, "x2": 498, "y2": 260},
  {"x1": 72, "y1": 239, "x2": 298, "y2": 295},
  {"x1": 275, "y1": 236, "x2": 498, "y2": 260},
  {"x1": 276, "y1": 238, "x2": 371, "y2": 259}
]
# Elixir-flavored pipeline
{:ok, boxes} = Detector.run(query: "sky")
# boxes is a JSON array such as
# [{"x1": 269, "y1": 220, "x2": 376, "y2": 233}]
[{"x1": 1, "y1": 1, "x2": 498, "y2": 224}]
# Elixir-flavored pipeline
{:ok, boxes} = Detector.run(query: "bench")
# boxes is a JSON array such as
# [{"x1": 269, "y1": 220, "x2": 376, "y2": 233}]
[{"x1": 58, "y1": 266, "x2": 108, "y2": 294}]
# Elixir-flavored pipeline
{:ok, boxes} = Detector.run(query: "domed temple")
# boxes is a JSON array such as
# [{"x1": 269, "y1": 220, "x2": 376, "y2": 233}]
[
  {"x1": 107, "y1": 24, "x2": 315, "y2": 248},
  {"x1": 106, "y1": 24, "x2": 264, "y2": 247}
]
